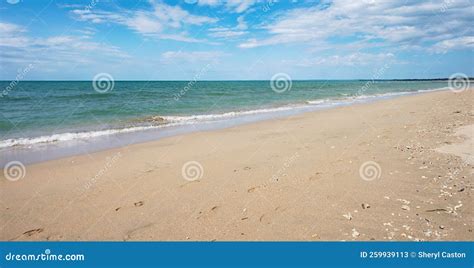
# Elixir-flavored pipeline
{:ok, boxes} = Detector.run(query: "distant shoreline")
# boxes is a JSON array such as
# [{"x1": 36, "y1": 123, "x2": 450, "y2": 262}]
[{"x1": 0, "y1": 78, "x2": 473, "y2": 82}]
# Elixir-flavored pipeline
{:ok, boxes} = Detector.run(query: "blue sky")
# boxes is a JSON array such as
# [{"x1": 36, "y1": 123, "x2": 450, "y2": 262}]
[{"x1": 0, "y1": 0, "x2": 473, "y2": 80}]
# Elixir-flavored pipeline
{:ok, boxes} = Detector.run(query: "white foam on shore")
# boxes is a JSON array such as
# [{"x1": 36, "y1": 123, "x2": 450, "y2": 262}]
[
  {"x1": 0, "y1": 88, "x2": 447, "y2": 149},
  {"x1": 0, "y1": 122, "x2": 193, "y2": 149},
  {"x1": 161, "y1": 105, "x2": 298, "y2": 122},
  {"x1": 0, "y1": 126, "x2": 155, "y2": 149},
  {"x1": 0, "y1": 106, "x2": 303, "y2": 149}
]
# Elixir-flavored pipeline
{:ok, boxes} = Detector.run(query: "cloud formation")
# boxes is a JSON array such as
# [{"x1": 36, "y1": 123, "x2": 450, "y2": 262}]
[
  {"x1": 196, "y1": 0, "x2": 259, "y2": 13},
  {"x1": 239, "y1": 0, "x2": 473, "y2": 53},
  {"x1": 0, "y1": 21, "x2": 128, "y2": 71},
  {"x1": 0, "y1": 0, "x2": 472, "y2": 79},
  {"x1": 71, "y1": 1, "x2": 218, "y2": 43}
]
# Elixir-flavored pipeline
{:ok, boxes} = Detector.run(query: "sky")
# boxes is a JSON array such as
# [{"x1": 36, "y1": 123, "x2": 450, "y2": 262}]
[{"x1": 0, "y1": 0, "x2": 473, "y2": 80}]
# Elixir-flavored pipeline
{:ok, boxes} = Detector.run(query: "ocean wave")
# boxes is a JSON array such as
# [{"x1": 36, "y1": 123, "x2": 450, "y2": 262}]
[
  {"x1": 305, "y1": 99, "x2": 329, "y2": 105},
  {"x1": 0, "y1": 87, "x2": 448, "y2": 149},
  {"x1": 130, "y1": 116, "x2": 168, "y2": 125},
  {"x1": 0, "y1": 106, "x2": 309, "y2": 149},
  {"x1": 162, "y1": 106, "x2": 299, "y2": 122},
  {"x1": 417, "y1": 87, "x2": 449, "y2": 93},
  {"x1": 0, "y1": 126, "x2": 156, "y2": 149}
]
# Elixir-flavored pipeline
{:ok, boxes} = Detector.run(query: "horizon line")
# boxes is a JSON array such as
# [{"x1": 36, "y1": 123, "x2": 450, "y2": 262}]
[{"x1": 1, "y1": 78, "x2": 472, "y2": 82}]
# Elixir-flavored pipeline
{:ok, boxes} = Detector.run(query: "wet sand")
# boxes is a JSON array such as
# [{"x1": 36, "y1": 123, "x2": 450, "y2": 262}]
[{"x1": 1, "y1": 89, "x2": 472, "y2": 241}]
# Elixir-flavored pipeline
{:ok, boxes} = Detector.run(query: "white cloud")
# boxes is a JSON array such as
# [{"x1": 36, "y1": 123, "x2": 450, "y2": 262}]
[
  {"x1": 71, "y1": 9, "x2": 124, "y2": 24},
  {"x1": 197, "y1": 0, "x2": 258, "y2": 13},
  {"x1": 0, "y1": 22, "x2": 25, "y2": 34},
  {"x1": 0, "y1": 21, "x2": 129, "y2": 69},
  {"x1": 236, "y1": 15, "x2": 247, "y2": 30},
  {"x1": 209, "y1": 29, "x2": 247, "y2": 38},
  {"x1": 208, "y1": 15, "x2": 248, "y2": 39},
  {"x1": 157, "y1": 33, "x2": 204, "y2": 43},
  {"x1": 161, "y1": 50, "x2": 225, "y2": 63},
  {"x1": 71, "y1": 1, "x2": 218, "y2": 43},
  {"x1": 152, "y1": 2, "x2": 217, "y2": 27},
  {"x1": 126, "y1": 12, "x2": 163, "y2": 34},
  {"x1": 197, "y1": 0, "x2": 220, "y2": 7},
  {"x1": 295, "y1": 52, "x2": 396, "y2": 67},
  {"x1": 227, "y1": 0, "x2": 258, "y2": 13},
  {"x1": 431, "y1": 36, "x2": 474, "y2": 53},
  {"x1": 239, "y1": 0, "x2": 473, "y2": 53},
  {"x1": 0, "y1": 22, "x2": 29, "y2": 48}
]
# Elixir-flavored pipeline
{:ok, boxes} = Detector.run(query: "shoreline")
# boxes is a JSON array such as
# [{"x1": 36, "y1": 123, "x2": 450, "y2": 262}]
[
  {"x1": 0, "y1": 87, "x2": 449, "y2": 166},
  {"x1": 1, "y1": 89, "x2": 472, "y2": 241}
]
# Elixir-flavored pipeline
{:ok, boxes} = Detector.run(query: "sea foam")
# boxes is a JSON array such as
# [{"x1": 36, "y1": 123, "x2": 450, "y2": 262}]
[{"x1": 0, "y1": 88, "x2": 447, "y2": 149}]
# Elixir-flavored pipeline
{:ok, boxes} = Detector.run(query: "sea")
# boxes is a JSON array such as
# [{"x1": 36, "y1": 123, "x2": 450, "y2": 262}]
[{"x1": 0, "y1": 80, "x2": 448, "y2": 165}]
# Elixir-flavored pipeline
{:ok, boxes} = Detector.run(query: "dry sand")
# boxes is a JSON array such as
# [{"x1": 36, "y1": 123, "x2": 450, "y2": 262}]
[{"x1": 1, "y1": 89, "x2": 472, "y2": 241}]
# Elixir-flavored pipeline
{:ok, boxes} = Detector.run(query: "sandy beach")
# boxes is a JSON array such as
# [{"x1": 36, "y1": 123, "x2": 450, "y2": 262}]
[{"x1": 1, "y1": 89, "x2": 472, "y2": 241}]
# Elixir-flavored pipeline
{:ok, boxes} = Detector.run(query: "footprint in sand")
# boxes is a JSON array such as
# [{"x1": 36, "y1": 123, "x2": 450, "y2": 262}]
[
  {"x1": 247, "y1": 186, "x2": 259, "y2": 193},
  {"x1": 9, "y1": 228, "x2": 44, "y2": 241},
  {"x1": 309, "y1": 172, "x2": 322, "y2": 181},
  {"x1": 123, "y1": 223, "x2": 157, "y2": 241},
  {"x1": 46, "y1": 234, "x2": 64, "y2": 241},
  {"x1": 259, "y1": 207, "x2": 283, "y2": 225},
  {"x1": 115, "y1": 202, "x2": 143, "y2": 212},
  {"x1": 23, "y1": 228, "x2": 44, "y2": 237},
  {"x1": 197, "y1": 206, "x2": 219, "y2": 219}
]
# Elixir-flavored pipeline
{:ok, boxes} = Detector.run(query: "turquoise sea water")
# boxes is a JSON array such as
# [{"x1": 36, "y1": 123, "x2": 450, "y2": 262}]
[{"x1": 0, "y1": 80, "x2": 448, "y2": 148}]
